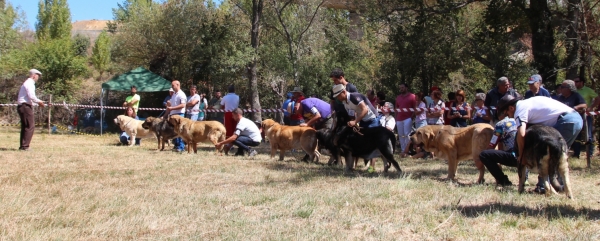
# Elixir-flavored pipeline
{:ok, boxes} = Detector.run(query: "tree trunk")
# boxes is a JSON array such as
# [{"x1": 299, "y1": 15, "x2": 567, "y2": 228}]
[
  {"x1": 247, "y1": 0, "x2": 263, "y2": 123},
  {"x1": 564, "y1": 0, "x2": 581, "y2": 79},
  {"x1": 528, "y1": 0, "x2": 558, "y2": 85}
]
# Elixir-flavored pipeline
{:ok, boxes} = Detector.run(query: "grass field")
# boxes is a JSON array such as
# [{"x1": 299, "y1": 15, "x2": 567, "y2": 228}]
[{"x1": 1, "y1": 126, "x2": 600, "y2": 240}]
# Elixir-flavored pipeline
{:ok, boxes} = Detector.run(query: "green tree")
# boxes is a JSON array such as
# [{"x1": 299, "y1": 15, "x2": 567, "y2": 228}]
[
  {"x1": 35, "y1": 0, "x2": 71, "y2": 41},
  {"x1": 72, "y1": 33, "x2": 90, "y2": 57},
  {"x1": 91, "y1": 31, "x2": 111, "y2": 79}
]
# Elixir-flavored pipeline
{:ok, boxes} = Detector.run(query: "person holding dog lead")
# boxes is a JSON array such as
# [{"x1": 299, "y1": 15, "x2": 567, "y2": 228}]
[
  {"x1": 215, "y1": 108, "x2": 261, "y2": 157},
  {"x1": 332, "y1": 84, "x2": 380, "y2": 128},
  {"x1": 479, "y1": 111, "x2": 519, "y2": 187},
  {"x1": 163, "y1": 80, "x2": 187, "y2": 152},
  {"x1": 497, "y1": 92, "x2": 583, "y2": 194},
  {"x1": 298, "y1": 98, "x2": 332, "y2": 130}
]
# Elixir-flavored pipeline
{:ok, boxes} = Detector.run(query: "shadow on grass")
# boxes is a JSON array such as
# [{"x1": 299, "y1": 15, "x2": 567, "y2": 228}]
[
  {"x1": 0, "y1": 147, "x2": 18, "y2": 151},
  {"x1": 261, "y1": 161, "x2": 405, "y2": 184},
  {"x1": 445, "y1": 202, "x2": 600, "y2": 220},
  {"x1": 407, "y1": 165, "x2": 484, "y2": 186}
]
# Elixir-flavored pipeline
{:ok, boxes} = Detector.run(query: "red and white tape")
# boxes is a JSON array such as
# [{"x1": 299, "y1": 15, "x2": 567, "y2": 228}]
[{"x1": 2, "y1": 103, "x2": 599, "y2": 115}]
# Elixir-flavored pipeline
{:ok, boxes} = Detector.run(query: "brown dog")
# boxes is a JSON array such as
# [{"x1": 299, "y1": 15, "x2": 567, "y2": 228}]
[
  {"x1": 168, "y1": 115, "x2": 226, "y2": 154},
  {"x1": 142, "y1": 116, "x2": 179, "y2": 151},
  {"x1": 411, "y1": 123, "x2": 493, "y2": 183},
  {"x1": 261, "y1": 119, "x2": 320, "y2": 162}
]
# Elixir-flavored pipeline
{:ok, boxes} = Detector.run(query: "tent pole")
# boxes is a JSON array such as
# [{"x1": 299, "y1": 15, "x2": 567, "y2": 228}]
[{"x1": 101, "y1": 89, "x2": 104, "y2": 136}]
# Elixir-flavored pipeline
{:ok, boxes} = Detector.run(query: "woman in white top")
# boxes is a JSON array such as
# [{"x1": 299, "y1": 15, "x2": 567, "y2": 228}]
[
  {"x1": 414, "y1": 92, "x2": 428, "y2": 129},
  {"x1": 379, "y1": 102, "x2": 396, "y2": 131}
]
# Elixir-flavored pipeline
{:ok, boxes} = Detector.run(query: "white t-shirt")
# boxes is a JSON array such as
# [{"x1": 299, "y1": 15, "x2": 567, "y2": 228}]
[
  {"x1": 169, "y1": 90, "x2": 187, "y2": 115},
  {"x1": 514, "y1": 96, "x2": 575, "y2": 127},
  {"x1": 416, "y1": 101, "x2": 427, "y2": 122},
  {"x1": 380, "y1": 115, "x2": 396, "y2": 130},
  {"x1": 220, "y1": 93, "x2": 240, "y2": 111},
  {"x1": 235, "y1": 117, "x2": 262, "y2": 142},
  {"x1": 186, "y1": 94, "x2": 201, "y2": 114}
]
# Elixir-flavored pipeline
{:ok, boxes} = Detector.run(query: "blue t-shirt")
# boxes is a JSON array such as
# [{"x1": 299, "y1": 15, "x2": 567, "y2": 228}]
[
  {"x1": 524, "y1": 87, "x2": 551, "y2": 99},
  {"x1": 557, "y1": 92, "x2": 585, "y2": 108},
  {"x1": 282, "y1": 98, "x2": 293, "y2": 117},
  {"x1": 490, "y1": 117, "x2": 517, "y2": 153}
]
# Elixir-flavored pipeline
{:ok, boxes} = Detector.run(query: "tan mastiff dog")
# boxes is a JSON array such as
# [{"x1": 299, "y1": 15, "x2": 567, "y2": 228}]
[
  {"x1": 261, "y1": 119, "x2": 320, "y2": 162},
  {"x1": 168, "y1": 115, "x2": 226, "y2": 154},
  {"x1": 114, "y1": 115, "x2": 156, "y2": 146},
  {"x1": 411, "y1": 123, "x2": 494, "y2": 183}
]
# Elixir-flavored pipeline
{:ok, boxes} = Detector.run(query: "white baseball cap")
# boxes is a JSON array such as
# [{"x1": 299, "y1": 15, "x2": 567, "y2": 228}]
[
  {"x1": 29, "y1": 69, "x2": 42, "y2": 76},
  {"x1": 169, "y1": 88, "x2": 174, "y2": 92}
]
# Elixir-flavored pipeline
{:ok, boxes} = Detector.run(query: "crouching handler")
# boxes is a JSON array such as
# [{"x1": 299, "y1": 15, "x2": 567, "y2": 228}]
[
  {"x1": 215, "y1": 108, "x2": 262, "y2": 157},
  {"x1": 479, "y1": 113, "x2": 519, "y2": 186}
]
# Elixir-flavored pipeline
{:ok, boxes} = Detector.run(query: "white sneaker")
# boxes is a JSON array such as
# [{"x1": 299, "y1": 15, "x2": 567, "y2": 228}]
[{"x1": 249, "y1": 149, "x2": 258, "y2": 157}]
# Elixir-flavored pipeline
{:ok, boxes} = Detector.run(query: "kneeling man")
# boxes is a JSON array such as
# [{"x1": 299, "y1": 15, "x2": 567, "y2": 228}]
[
  {"x1": 216, "y1": 108, "x2": 262, "y2": 156},
  {"x1": 479, "y1": 113, "x2": 518, "y2": 186}
]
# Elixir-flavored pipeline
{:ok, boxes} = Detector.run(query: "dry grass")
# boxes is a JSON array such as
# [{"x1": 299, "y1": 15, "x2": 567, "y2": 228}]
[{"x1": 1, "y1": 126, "x2": 600, "y2": 240}]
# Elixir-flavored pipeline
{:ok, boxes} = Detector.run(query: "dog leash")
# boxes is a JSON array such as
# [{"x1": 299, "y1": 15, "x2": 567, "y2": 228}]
[{"x1": 352, "y1": 125, "x2": 364, "y2": 136}]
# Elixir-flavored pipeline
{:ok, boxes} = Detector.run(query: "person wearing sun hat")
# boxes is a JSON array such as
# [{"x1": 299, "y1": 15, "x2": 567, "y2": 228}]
[
  {"x1": 332, "y1": 84, "x2": 380, "y2": 128},
  {"x1": 288, "y1": 87, "x2": 306, "y2": 126},
  {"x1": 17, "y1": 69, "x2": 46, "y2": 151},
  {"x1": 524, "y1": 74, "x2": 551, "y2": 99}
]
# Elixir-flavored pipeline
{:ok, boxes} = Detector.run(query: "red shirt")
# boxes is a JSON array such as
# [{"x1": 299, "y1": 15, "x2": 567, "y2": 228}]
[
  {"x1": 395, "y1": 93, "x2": 416, "y2": 121},
  {"x1": 290, "y1": 96, "x2": 305, "y2": 120},
  {"x1": 444, "y1": 101, "x2": 454, "y2": 125}
]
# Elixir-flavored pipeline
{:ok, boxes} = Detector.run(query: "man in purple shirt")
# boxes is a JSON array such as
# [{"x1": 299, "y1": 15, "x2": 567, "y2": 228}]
[{"x1": 299, "y1": 98, "x2": 332, "y2": 130}]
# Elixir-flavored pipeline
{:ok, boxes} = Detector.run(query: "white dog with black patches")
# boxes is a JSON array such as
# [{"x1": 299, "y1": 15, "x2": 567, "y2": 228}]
[{"x1": 114, "y1": 115, "x2": 156, "y2": 146}]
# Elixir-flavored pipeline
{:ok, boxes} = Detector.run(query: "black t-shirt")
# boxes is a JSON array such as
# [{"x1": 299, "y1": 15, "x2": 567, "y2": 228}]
[
  {"x1": 329, "y1": 83, "x2": 358, "y2": 100},
  {"x1": 557, "y1": 92, "x2": 585, "y2": 108}
]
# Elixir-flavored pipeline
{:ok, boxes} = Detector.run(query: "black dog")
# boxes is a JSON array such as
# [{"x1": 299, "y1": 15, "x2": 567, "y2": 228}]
[
  {"x1": 141, "y1": 116, "x2": 179, "y2": 151},
  {"x1": 317, "y1": 112, "x2": 401, "y2": 173},
  {"x1": 518, "y1": 125, "x2": 573, "y2": 199}
]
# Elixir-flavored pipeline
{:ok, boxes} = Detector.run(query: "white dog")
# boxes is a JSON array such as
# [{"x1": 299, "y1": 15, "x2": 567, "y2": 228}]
[{"x1": 114, "y1": 115, "x2": 155, "y2": 146}]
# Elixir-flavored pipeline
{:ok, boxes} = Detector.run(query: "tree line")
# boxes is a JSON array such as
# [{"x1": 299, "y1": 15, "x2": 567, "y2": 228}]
[{"x1": 1, "y1": 0, "x2": 600, "y2": 122}]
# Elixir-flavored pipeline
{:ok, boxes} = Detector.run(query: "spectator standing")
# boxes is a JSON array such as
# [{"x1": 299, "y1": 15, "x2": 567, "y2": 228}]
[
  {"x1": 298, "y1": 97, "x2": 332, "y2": 130},
  {"x1": 376, "y1": 91, "x2": 387, "y2": 108},
  {"x1": 216, "y1": 108, "x2": 261, "y2": 157},
  {"x1": 123, "y1": 85, "x2": 141, "y2": 116},
  {"x1": 208, "y1": 90, "x2": 224, "y2": 124},
  {"x1": 524, "y1": 74, "x2": 551, "y2": 99},
  {"x1": 485, "y1": 77, "x2": 519, "y2": 124},
  {"x1": 198, "y1": 94, "x2": 207, "y2": 121},
  {"x1": 426, "y1": 90, "x2": 445, "y2": 125},
  {"x1": 558, "y1": 80, "x2": 587, "y2": 158},
  {"x1": 574, "y1": 77, "x2": 599, "y2": 157},
  {"x1": 186, "y1": 85, "x2": 201, "y2": 121},
  {"x1": 119, "y1": 106, "x2": 141, "y2": 146},
  {"x1": 282, "y1": 92, "x2": 293, "y2": 125},
  {"x1": 163, "y1": 88, "x2": 174, "y2": 107},
  {"x1": 221, "y1": 85, "x2": 240, "y2": 138},
  {"x1": 17, "y1": 69, "x2": 45, "y2": 151},
  {"x1": 425, "y1": 86, "x2": 439, "y2": 106},
  {"x1": 444, "y1": 92, "x2": 456, "y2": 125},
  {"x1": 395, "y1": 83, "x2": 416, "y2": 153},
  {"x1": 472, "y1": 93, "x2": 490, "y2": 124},
  {"x1": 447, "y1": 90, "x2": 470, "y2": 127},
  {"x1": 414, "y1": 92, "x2": 428, "y2": 129},
  {"x1": 367, "y1": 90, "x2": 380, "y2": 108},
  {"x1": 289, "y1": 87, "x2": 306, "y2": 126},
  {"x1": 164, "y1": 80, "x2": 187, "y2": 152}
]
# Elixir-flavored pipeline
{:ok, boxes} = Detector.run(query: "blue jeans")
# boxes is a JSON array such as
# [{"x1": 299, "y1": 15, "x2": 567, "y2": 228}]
[
  {"x1": 289, "y1": 119, "x2": 305, "y2": 126},
  {"x1": 360, "y1": 117, "x2": 381, "y2": 128},
  {"x1": 171, "y1": 113, "x2": 186, "y2": 151},
  {"x1": 186, "y1": 113, "x2": 199, "y2": 121},
  {"x1": 120, "y1": 132, "x2": 140, "y2": 145},
  {"x1": 553, "y1": 111, "x2": 583, "y2": 148},
  {"x1": 233, "y1": 135, "x2": 260, "y2": 153},
  {"x1": 414, "y1": 119, "x2": 427, "y2": 129},
  {"x1": 572, "y1": 115, "x2": 594, "y2": 157}
]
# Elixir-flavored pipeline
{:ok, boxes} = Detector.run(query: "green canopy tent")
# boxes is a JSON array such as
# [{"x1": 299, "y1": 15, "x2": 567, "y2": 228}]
[{"x1": 100, "y1": 67, "x2": 171, "y2": 135}]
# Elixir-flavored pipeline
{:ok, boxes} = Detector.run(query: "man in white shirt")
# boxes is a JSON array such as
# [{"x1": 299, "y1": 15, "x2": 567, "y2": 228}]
[
  {"x1": 220, "y1": 85, "x2": 240, "y2": 138},
  {"x1": 17, "y1": 69, "x2": 45, "y2": 151},
  {"x1": 215, "y1": 108, "x2": 261, "y2": 157},
  {"x1": 164, "y1": 80, "x2": 187, "y2": 152},
  {"x1": 186, "y1": 85, "x2": 201, "y2": 121}
]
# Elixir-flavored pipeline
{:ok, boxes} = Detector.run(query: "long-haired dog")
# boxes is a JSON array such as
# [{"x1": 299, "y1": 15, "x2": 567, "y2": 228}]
[{"x1": 518, "y1": 125, "x2": 573, "y2": 199}]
